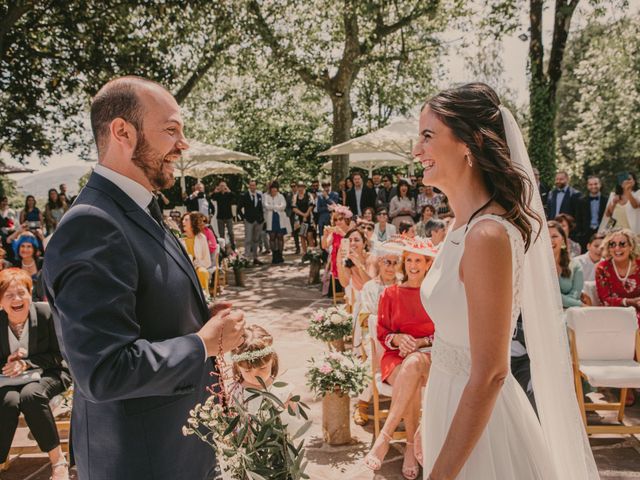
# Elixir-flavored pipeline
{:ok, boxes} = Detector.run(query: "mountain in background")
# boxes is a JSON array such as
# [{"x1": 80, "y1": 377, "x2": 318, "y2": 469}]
[{"x1": 17, "y1": 164, "x2": 94, "y2": 198}]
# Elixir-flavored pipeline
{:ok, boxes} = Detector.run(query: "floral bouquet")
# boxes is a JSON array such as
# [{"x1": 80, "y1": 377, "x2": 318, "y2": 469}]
[
  {"x1": 306, "y1": 351, "x2": 369, "y2": 398},
  {"x1": 228, "y1": 251, "x2": 251, "y2": 270},
  {"x1": 184, "y1": 380, "x2": 312, "y2": 480},
  {"x1": 307, "y1": 306, "x2": 353, "y2": 343}
]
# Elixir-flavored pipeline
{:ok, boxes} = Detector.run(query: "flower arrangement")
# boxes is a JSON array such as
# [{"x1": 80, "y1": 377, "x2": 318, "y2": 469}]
[
  {"x1": 307, "y1": 306, "x2": 353, "y2": 342},
  {"x1": 184, "y1": 381, "x2": 312, "y2": 480},
  {"x1": 301, "y1": 248, "x2": 323, "y2": 264},
  {"x1": 228, "y1": 251, "x2": 251, "y2": 270},
  {"x1": 306, "y1": 351, "x2": 369, "y2": 398}
]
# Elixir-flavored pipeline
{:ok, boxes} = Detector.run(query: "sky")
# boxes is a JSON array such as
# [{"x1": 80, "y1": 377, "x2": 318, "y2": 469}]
[{"x1": 4, "y1": 1, "x2": 638, "y2": 182}]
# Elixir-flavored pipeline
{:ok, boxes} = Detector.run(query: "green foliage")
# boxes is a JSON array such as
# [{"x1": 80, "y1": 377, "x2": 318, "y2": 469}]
[
  {"x1": 184, "y1": 382, "x2": 311, "y2": 480},
  {"x1": 556, "y1": 17, "x2": 640, "y2": 185},
  {"x1": 306, "y1": 351, "x2": 369, "y2": 397},
  {"x1": 528, "y1": 80, "x2": 557, "y2": 184}
]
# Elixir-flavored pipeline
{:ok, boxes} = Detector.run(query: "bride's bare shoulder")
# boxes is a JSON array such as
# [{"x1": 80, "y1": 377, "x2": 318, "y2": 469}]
[{"x1": 464, "y1": 220, "x2": 511, "y2": 257}]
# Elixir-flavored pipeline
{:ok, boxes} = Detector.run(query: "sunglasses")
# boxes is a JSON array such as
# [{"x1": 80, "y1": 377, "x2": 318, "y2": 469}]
[
  {"x1": 361, "y1": 225, "x2": 374, "y2": 231},
  {"x1": 377, "y1": 212, "x2": 388, "y2": 216},
  {"x1": 608, "y1": 240, "x2": 628, "y2": 249},
  {"x1": 382, "y1": 259, "x2": 400, "y2": 267}
]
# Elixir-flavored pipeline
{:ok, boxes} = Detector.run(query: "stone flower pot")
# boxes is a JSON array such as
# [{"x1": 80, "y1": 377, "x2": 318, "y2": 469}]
[
  {"x1": 322, "y1": 389, "x2": 352, "y2": 445},
  {"x1": 328, "y1": 339, "x2": 345, "y2": 352},
  {"x1": 308, "y1": 259, "x2": 322, "y2": 285}
]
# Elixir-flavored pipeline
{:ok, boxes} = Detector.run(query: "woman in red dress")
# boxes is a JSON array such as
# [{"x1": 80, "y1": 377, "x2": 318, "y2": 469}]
[
  {"x1": 365, "y1": 237, "x2": 437, "y2": 479},
  {"x1": 596, "y1": 228, "x2": 640, "y2": 324}
]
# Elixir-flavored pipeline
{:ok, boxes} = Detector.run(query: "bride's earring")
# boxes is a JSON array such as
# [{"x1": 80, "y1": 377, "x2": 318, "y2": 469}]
[{"x1": 465, "y1": 153, "x2": 473, "y2": 168}]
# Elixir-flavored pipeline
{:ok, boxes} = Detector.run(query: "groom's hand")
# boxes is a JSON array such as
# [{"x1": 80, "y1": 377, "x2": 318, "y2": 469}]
[
  {"x1": 197, "y1": 308, "x2": 246, "y2": 357},
  {"x1": 208, "y1": 301, "x2": 233, "y2": 317}
]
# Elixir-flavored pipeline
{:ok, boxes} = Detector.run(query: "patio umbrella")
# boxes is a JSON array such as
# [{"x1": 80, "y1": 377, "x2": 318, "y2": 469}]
[
  {"x1": 183, "y1": 160, "x2": 247, "y2": 179},
  {"x1": 320, "y1": 152, "x2": 411, "y2": 177},
  {"x1": 177, "y1": 140, "x2": 257, "y2": 192}
]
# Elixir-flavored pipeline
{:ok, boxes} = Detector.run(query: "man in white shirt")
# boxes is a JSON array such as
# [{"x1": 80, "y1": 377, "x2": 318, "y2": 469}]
[{"x1": 573, "y1": 233, "x2": 605, "y2": 282}]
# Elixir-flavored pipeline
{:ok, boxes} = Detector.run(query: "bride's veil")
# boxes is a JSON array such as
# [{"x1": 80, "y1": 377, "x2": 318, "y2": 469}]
[{"x1": 499, "y1": 105, "x2": 599, "y2": 479}]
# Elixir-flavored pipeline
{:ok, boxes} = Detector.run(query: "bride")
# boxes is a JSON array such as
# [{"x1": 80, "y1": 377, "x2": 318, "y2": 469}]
[{"x1": 414, "y1": 83, "x2": 599, "y2": 479}]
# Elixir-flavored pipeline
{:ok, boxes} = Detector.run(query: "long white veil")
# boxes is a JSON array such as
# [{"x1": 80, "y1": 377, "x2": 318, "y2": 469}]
[{"x1": 499, "y1": 105, "x2": 600, "y2": 479}]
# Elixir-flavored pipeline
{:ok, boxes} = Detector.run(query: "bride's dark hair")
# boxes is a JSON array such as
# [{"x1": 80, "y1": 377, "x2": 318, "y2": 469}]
[{"x1": 425, "y1": 82, "x2": 541, "y2": 251}]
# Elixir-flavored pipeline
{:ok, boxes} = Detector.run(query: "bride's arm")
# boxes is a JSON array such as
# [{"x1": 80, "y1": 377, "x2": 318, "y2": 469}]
[{"x1": 429, "y1": 222, "x2": 513, "y2": 480}]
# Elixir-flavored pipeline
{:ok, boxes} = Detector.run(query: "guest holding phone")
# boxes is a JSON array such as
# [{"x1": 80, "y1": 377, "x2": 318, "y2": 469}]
[{"x1": 600, "y1": 172, "x2": 640, "y2": 235}]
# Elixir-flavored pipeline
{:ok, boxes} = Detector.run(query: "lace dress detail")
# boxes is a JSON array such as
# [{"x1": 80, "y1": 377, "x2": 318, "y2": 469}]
[{"x1": 420, "y1": 214, "x2": 556, "y2": 480}]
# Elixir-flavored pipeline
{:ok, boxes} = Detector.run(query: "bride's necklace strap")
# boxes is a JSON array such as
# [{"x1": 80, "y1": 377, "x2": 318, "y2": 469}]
[{"x1": 450, "y1": 195, "x2": 496, "y2": 245}]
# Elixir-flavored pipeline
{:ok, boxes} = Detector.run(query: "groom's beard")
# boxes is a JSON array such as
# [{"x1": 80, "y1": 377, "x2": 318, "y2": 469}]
[{"x1": 131, "y1": 132, "x2": 179, "y2": 190}]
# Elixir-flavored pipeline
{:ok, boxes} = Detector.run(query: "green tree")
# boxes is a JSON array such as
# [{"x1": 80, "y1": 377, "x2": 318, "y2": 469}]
[
  {"x1": 0, "y1": 0, "x2": 234, "y2": 161},
  {"x1": 244, "y1": 0, "x2": 451, "y2": 186},
  {"x1": 556, "y1": 17, "x2": 640, "y2": 185}
]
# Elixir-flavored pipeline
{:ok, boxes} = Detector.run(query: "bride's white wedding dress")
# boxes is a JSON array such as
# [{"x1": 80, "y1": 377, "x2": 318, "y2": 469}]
[{"x1": 420, "y1": 214, "x2": 557, "y2": 479}]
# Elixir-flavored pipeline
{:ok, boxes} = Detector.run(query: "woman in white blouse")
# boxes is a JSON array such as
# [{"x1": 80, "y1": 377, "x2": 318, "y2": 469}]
[
  {"x1": 263, "y1": 181, "x2": 292, "y2": 264},
  {"x1": 389, "y1": 179, "x2": 416, "y2": 229},
  {"x1": 181, "y1": 212, "x2": 212, "y2": 292}
]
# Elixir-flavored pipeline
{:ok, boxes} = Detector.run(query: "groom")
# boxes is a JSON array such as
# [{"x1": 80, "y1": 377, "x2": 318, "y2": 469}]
[{"x1": 43, "y1": 76, "x2": 245, "y2": 479}]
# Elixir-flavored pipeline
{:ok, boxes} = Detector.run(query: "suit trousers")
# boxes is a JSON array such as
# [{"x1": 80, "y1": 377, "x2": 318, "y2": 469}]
[
  {"x1": 0, "y1": 373, "x2": 66, "y2": 461},
  {"x1": 217, "y1": 218, "x2": 235, "y2": 249},
  {"x1": 244, "y1": 220, "x2": 262, "y2": 259}
]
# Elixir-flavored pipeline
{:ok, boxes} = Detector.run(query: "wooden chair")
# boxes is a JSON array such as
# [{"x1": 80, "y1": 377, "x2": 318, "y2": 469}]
[
  {"x1": 1, "y1": 395, "x2": 70, "y2": 471},
  {"x1": 368, "y1": 315, "x2": 406, "y2": 441},
  {"x1": 567, "y1": 306, "x2": 640, "y2": 435},
  {"x1": 331, "y1": 274, "x2": 345, "y2": 306},
  {"x1": 209, "y1": 245, "x2": 222, "y2": 298}
]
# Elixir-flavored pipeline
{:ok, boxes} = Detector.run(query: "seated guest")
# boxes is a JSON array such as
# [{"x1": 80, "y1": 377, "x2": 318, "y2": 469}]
[
  {"x1": 0, "y1": 269, "x2": 72, "y2": 480},
  {"x1": 595, "y1": 228, "x2": 640, "y2": 324},
  {"x1": 372, "y1": 208, "x2": 396, "y2": 243},
  {"x1": 8, "y1": 233, "x2": 45, "y2": 301},
  {"x1": 337, "y1": 229, "x2": 371, "y2": 310},
  {"x1": 573, "y1": 233, "x2": 605, "y2": 283},
  {"x1": 361, "y1": 207, "x2": 375, "y2": 223},
  {"x1": 198, "y1": 213, "x2": 218, "y2": 256},
  {"x1": 424, "y1": 219, "x2": 447, "y2": 246},
  {"x1": 548, "y1": 221, "x2": 584, "y2": 308},
  {"x1": 415, "y1": 205, "x2": 437, "y2": 237},
  {"x1": 357, "y1": 218, "x2": 375, "y2": 244},
  {"x1": 365, "y1": 238, "x2": 437, "y2": 479},
  {"x1": 389, "y1": 180, "x2": 416, "y2": 229},
  {"x1": 352, "y1": 246, "x2": 401, "y2": 426},
  {"x1": 398, "y1": 220, "x2": 416, "y2": 238},
  {"x1": 554, "y1": 213, "x2": 582, "y2": 257},
  {"x1": 181, "y1": 213, "x2": 212, "y2": 292}
]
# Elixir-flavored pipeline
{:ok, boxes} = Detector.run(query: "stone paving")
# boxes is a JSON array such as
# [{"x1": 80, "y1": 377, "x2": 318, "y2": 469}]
[{"x1": 3, "y1": 227, "x2": 640, "y2": 479}]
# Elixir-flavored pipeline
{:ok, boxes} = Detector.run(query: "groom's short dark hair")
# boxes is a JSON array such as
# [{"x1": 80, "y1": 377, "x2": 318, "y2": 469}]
[{"x1": 90, "y1": 76, "x2": 165, "y2": 157}]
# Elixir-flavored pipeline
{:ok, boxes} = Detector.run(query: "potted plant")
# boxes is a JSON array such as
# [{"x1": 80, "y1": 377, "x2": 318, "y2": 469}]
[
  {"x1": 184, "y1": 381, "x2": 312, "y2": 479},
  {"x1": 227, "y1": 252, "x2": 251, "y2": 287},
  {"x1": 307, "y1": 306, "x2": 353, "y2": 352},
  {"x1": 301, "y1": 249, "x2": 323, "y2": 284},
  {"x1": 306, "y1": 351, "x2": 368, "y2": 445}
]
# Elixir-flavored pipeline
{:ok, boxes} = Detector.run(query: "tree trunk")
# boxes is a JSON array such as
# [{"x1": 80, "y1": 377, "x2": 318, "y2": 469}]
[
  {"x1": 330, "y1": 93, "x2": 352, "y2": 188},
  {"x1": 322, "y1": 389, "x2": 351, "y2": 445},
  {"x1": 528, "y1": 80, "x2": 557, "y2": 185}
]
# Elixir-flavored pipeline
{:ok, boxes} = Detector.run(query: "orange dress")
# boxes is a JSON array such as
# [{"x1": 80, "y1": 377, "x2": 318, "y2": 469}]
[{"x1": 377, "y1": 284, "x2": 434, "y2": 382}]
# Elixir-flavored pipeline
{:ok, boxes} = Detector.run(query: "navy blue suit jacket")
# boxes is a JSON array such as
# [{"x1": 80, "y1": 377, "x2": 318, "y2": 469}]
[
  {"x1": 43, "y1": 173, "x2": 217, "y2": 480},
  {"x1": 546, "y1": 186, "x2": 582, "y2": 221}
]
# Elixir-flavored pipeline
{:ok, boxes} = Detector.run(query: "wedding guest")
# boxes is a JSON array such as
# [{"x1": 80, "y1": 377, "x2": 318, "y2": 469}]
[
  {"x1": 399, "y1": 220, "x2": 416, "y2": 238},
  {"x1": 601, "y1": 172, "x2": 640, "y2": 235},
  {"x1": 546, "y1": 170, "x2": 582, "y2": 221},
  {"x1": 321, "y1": 206, "x2": 352, "y2": 287},
  {"x1": 0, "y1": 196, "x2": 17, "y2": 228},
  {"x1": 532, "y1": 167, "x2": 549, "y2": 211},
  {"x1": 365, "y1": 238, "x2": 437, "y2": 479},
  {"x1": 352, "y1": 247, "x2": 401, "y2": 426},
  {"x1": 346, "y1": 172, "x2": 377, "y2": 217},
  {"x1": 292, "y1": 182, "x2": 314, "y2": 256},
  {"x1": 418, "y1": 185, "x2": 442, "y2": 211},
  {"x1": 554, "y1": 213, "x2": 582, "y2": 257},
  {"x1": 316, "y1": 181, "x2": 339, "y2": 237},
  {"x1": 199, "y1": 214, "x2": 218, "y2": 256},
  {"x1": 576, "y1": 176, "x2": 606, "y2": 250},
  {"x1": 362, "y1": 207, "x2": 375, "y2": 223},
  {"x1": 0, "y1": 248, "x2": 12, "y2": 270},
  {"x1": 548, "y1": 221, "x2": 584, "y2": 308},
  {"x1": 357, "y1": 219, "x2": 375, "y2": 244},
  {"x1": 389, "y1": 179, "x2": 416, "y2": 229},
  {"x1": 19, "y1": 195, "x2": 43, "y2": 228},
  {"x1": 376, "y1": 174, "x2": 396, "y2": 211},
  {"x1": 372, "y1": 174, "x2": 383, "y2": 195},
  {"x1": 0, "y1": 268, "x2": 72, "y2": 480},
  {"x1": 44, "y1": 189, "x2": 67, "y2": 235},
  {"x1": 341, "y1": 177, "x2": 354, "y2": 206},
  {"x1": 211, "y1": 180, "x2": 236, "y2": 250},
  {"x1": 337, "y1": 228, "x2": 371, "y2": 309},
  {"x1": 595, "y1": 229, "x2": 640, "y2": 324},
  {"x1": 573, "y1": 233, "x2": 605, "y2": 283},
  {"x1": 263, "y1": 181, "x2": 291, "y2": 264},
  {"x1": 181, "y1": 213, "x2": 212, "y2": 292},
  {"x1": 415, "y1": 205, "x2": 437, "y2": 237},
  {"x1": 425, "y1": 219, "x2": 447, "y2": 246},
  {"x1": 435, "y1": 193, "x2": 453, "y2": 219},
  {"x1": 238, "y1": 179, "x2": 264, "y2": 265},
  {"x1": 372, "y1": 208, "x2": 396, "y2": 243},
  {"x1": 5, "y1": 231, "x2": 45, "y2": 301}
]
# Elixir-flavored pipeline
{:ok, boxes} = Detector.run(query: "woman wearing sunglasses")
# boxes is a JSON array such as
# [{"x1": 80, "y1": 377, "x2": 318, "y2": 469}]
[{"x1": 596, "y1": 228, "x2": 640, "y2": 323}]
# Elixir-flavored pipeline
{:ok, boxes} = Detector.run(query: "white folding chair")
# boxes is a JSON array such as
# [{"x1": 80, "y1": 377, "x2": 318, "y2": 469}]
[{"x1": 567, "y1": 306, "x2": 640, "y2": 435}]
